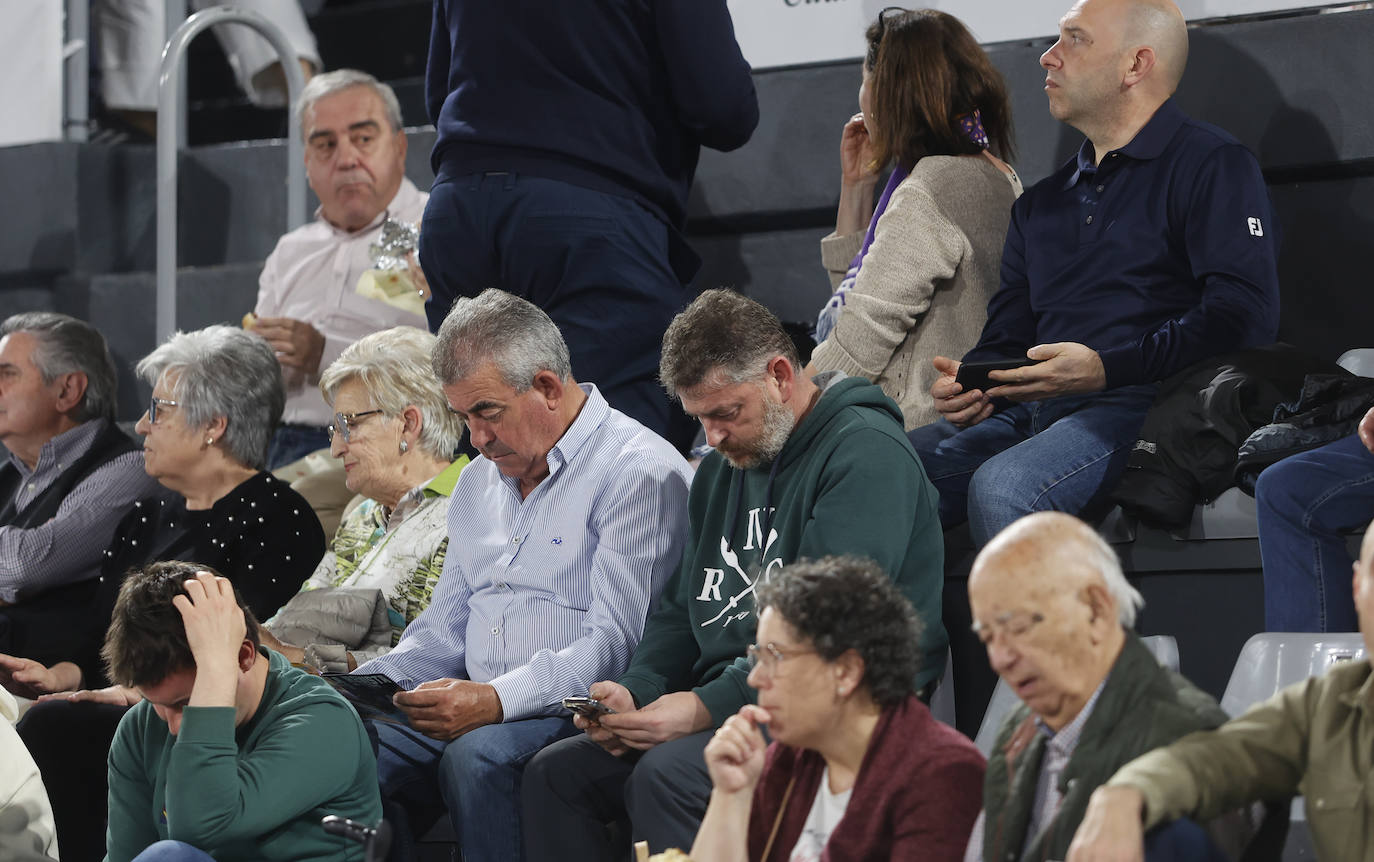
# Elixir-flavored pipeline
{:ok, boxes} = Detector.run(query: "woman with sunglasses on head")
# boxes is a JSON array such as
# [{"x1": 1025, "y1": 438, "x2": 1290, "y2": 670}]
[
  {"x1": 808, "y1": 8, "x2": 1020, "y2": 431},
  {"x1": 693, "y1": 556, "x2": 984, "y2": 862}
]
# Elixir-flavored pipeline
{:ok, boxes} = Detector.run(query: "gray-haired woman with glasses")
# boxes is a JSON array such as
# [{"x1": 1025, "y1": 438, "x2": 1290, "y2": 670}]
[
  {"x1": 693, "y1": 556, "x2": 985, "y2": 862},
  {"x1": 257, "y1": 325, "x2": 467, "y2": 672},
  {"x1": 5, "y1": 324, "x2": 326, "y2": 862}
]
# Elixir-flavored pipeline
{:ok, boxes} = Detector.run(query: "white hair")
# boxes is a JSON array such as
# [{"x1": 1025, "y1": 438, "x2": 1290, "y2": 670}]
[
  {"x1": 295, "y1": 68, "x2": 404, "y2": 135},
  {"x1": 319, "y1": 326, "x2": 464, "y2": 460}
]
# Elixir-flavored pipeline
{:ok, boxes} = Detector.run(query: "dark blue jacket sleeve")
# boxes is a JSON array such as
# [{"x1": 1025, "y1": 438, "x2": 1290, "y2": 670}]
[
  {"x1": 654, "y1": 0, "x2": 759, "y2": 152},
  {"x1": 1096, "y1": 144, "x2": 1280, "y2": 387},
  {"x1": 962, "y1": 196, "x2": 1038, "y2": 364},
  {"x1": 425, "y1": 0, "x2": 450, "y2": 126}
]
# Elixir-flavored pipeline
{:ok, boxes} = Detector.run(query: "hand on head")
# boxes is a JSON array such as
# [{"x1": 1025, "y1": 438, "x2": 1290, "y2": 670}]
[
  {"x1": 172, "y1": 571, "x2": 248, "y2": 677},
  {"x1": 703, "y1": 704, "x2": 773, "y2": 795}
]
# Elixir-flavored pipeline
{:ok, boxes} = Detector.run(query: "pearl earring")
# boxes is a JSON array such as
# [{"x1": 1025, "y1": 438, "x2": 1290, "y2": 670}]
[
  {"x1": 205, "y1": 437, "x2": 214, "y2": 446},
  {"x1": 399, "y1": 440, "x2": 409, "y2": 454}
]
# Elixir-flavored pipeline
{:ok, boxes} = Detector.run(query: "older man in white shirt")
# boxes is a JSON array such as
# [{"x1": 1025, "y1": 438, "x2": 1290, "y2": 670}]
[
  {"x1": 251, "y1": 68, "x2": 430, "y2": 467},
  {"x1": 355, "y1": 289, "x2": 693, "y2": 862}
]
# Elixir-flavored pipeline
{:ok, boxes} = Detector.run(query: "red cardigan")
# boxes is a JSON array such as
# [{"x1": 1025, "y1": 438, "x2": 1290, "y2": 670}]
[{"x1": 745, "y1": 696, "x2": 985, "y2": 862}]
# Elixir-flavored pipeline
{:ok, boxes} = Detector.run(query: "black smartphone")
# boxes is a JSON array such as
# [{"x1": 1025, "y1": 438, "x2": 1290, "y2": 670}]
[
  {"x1": 323, "y1": 672, "x2": 407, "y2": 724},
  {"x1": 562, "y1": 696, "x2": 616, "y2": 719},
  {"x1": 954, "y1": 358, "x2": 1037, "y2": 392}
]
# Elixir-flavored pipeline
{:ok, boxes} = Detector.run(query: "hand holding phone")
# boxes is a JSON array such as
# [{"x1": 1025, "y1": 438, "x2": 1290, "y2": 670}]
[
  {"x1": 954, "y1": 358, "x2": 1038, "y2": 393},
  {"x1": 563, "y1": 696, "x2": 616, "y2": 719}
]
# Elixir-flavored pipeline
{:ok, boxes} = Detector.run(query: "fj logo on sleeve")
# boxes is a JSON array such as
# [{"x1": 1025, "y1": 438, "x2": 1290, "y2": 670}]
[{"x1": 1248, "y1": 217, "x2": 1264, "y2": 237}]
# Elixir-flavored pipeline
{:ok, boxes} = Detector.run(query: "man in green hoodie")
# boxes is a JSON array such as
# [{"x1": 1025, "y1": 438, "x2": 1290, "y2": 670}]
[
  {"x1": 522, "y1": 289, "x2": 946, "y2": 859},
  {"x1": 102, "y1": 561, "x2": 381, "y2": 862}
]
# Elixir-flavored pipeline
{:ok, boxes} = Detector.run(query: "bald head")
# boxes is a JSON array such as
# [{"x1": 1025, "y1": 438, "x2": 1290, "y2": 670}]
[
  {"x1": 1121, "y1": 0, "x2": 1188, "y2": 94},
  {"x1": 972, "y1": 512, "x2": 1143, "y2": 627},
  {"x1": 969, "y1": 513, "x2": 1141, "y2": 729}
]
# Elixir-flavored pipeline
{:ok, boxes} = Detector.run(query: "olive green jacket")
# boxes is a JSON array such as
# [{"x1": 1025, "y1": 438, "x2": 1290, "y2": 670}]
[
  {"x1": 1112, "y1": 657, "x2": 1374, "y2": 862},
  {"x1": 980, "y1": 633, "x2": 1227, "y2": 862}
]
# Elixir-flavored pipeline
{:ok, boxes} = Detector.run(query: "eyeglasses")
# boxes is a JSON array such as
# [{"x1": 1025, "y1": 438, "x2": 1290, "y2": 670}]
[
  {"x1": 327, "y1": 410, "x2": 383, "y2": 443},
  {"x1": 746, "y1": 642, "x2": 818, "y2": 676},
  {"x1": 148, "y1": 396, "x2": 179, "y2": 425},
  {"x1": 970, "y1": 610, "x2": 1046, "y2": 645}
]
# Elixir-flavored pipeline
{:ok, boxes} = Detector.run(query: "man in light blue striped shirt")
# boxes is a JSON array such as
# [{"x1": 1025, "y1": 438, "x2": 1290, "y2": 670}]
[{"x1": 353, "y1": 290, "x2": 693, "y2": 862}]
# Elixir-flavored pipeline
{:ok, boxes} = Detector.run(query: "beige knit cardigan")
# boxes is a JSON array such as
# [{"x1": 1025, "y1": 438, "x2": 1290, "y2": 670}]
[{"x1": 810, "y1": 154, "x2": 1022, "y2": 430}]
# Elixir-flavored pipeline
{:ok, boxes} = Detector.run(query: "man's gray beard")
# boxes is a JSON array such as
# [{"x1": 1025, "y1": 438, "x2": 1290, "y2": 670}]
[{"x1": 721, "y1": 394, "x2": 795, "y2": 470}]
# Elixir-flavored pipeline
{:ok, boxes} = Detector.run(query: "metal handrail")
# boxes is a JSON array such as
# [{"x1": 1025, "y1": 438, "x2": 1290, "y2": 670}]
[
  {"x1": 156, "y1": 6, "x2": 307, "y2": 344},
  {"x1": 64, "y1": 0, "x2": 88, "y2": 142}
]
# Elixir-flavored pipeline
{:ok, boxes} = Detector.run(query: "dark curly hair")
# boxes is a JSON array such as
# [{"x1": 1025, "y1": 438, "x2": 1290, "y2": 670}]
[
  {"x1": 755, "y1": 556, "x2": 923, "y2": 708},
  {"x1": 102, "y1": 560, "x2": 261, "y2": 688}
]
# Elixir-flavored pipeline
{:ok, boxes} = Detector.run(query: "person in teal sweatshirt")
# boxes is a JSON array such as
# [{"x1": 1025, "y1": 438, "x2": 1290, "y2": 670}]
[
  {"x1": 522, "y1": 288, "x2": 946, "y2": 860},
  {"x1": 101, "y1": 561, "x2": 381, "y2": 862}
]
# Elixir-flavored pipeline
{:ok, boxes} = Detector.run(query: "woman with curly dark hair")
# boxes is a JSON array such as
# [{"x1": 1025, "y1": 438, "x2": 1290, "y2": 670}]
[{"x1": 692, "y1": 556, "x2": 984, "y2": 861}]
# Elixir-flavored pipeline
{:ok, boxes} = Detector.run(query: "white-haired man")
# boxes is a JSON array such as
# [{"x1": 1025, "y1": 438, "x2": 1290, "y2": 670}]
[
  {"x1": 964, "y1": 512, "x2": 1230, "y2": 861},
  {"x1": 249, "y1": 68, "x2": 430, "y2": 467}
]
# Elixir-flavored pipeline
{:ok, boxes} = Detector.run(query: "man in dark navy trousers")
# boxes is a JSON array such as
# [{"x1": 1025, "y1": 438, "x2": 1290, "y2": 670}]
[{"x1": 418, "y1": 0, "x2": 759, "y2": 444}]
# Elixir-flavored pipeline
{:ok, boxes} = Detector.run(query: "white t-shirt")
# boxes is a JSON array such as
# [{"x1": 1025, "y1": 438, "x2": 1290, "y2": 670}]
[{"x1": 788, "y1": 766, "x2": 853, "y2": 862}]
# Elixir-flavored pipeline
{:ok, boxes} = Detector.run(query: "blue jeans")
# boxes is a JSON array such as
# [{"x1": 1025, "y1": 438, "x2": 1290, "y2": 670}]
[
  {"x1": 1143, "y1": 818, "x2": 1231, "y2": 861},
  {"x1": 419, "y1": 171, "x2": 689, "y2": 442},
  {"x1": 906, "y1": 386, "x2": 1156, "y2": 546},
  {"x1": 267, "y1": 424, "x2": 331, "y2": 470},
  {"x1": 1257, "y1": 433, "x2": 1374, "y2": 631},
  {"x1": 370, "y1": 716, "x2": 577, "y2": 862},
  {"x1": 131, "y1": 841, "x2": 214, "y2": 862}
]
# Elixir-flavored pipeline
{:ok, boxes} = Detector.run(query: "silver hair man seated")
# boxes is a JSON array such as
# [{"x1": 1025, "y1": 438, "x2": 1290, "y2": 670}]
[
  {"x1": 963, "y1": 512, "x2": 1234, "y2": 862},
  {"x1": 0, "y1": 312, "x2": 160, "y2": 662},
  {"x1": 352, "y1": 288, "x2": 694, "y2": 862}
]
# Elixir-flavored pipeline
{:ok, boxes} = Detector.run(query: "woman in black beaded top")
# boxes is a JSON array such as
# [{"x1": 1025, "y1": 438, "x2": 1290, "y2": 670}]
[{"x1": 4, "y1": 324, "x2": 325, "y2": 693}]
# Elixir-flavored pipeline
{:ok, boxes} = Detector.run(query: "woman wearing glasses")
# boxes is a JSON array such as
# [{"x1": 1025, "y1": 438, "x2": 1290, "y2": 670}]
[
  {"x1": 693, "y1": 556, "x2": 984, "y2": 862},
  {"x1": 258, "y1": 325, "x2": 467, "y2": 672},
  {"x1": 3, "y1": 325, "x2": 324, "y2": 862},
  {"x1": 808, "y1": 8, "x2": 1020, "y2": 431}
]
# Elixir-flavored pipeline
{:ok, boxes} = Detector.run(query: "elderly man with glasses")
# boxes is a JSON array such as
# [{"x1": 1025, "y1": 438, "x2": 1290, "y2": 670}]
[{"x1": 963, "y1": 512, "x2": 1235, "y2": 862}]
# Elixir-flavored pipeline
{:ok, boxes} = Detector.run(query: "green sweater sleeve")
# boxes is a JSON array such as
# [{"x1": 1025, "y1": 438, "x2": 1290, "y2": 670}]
[
  {"x1": 692, "y1": 429, "x2": 937, "y2": 724},
  {"x1": 617, "y1": 554, "x2": 701, "y2": 708},
  {"x1": 163, "y1": 701, "x2": 367, "y2": 848},
  {"x1": 1108, "y1": 678, "x2": 1314, "y2": 829},
  {"x1": 106, "y1": 710, "x2": 160, "y2": 862}
]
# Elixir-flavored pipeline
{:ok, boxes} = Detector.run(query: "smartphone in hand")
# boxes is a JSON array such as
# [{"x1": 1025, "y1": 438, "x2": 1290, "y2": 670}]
[
  {"x1": 954, "y1": 358, "x2": 1037, "y2": 392},
  {"x1": 563, "y1": 696, "x2": 616, "y2": 719}
]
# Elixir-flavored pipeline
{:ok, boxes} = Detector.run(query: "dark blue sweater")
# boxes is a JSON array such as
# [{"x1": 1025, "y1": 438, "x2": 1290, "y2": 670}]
[
  {"x1": 966, "y1": 99, "x2": 1281, "y2": 388},
  {"x1": 425, "y1": 0, "x2": 759, "y2": 230}
]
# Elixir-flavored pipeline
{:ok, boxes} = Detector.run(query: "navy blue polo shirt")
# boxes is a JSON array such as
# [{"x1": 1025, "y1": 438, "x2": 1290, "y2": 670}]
[{"x1": 965, "y1": 99, "x2": 1280, "y2": 388}]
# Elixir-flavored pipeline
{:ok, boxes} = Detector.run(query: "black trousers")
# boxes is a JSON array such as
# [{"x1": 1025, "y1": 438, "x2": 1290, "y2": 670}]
[
  {"x1": 520, "y1": 731, "x2": 713, "y2": 861},
  {"x1": 17, "y1": 700, "x2": 128, "y2": 862}
]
